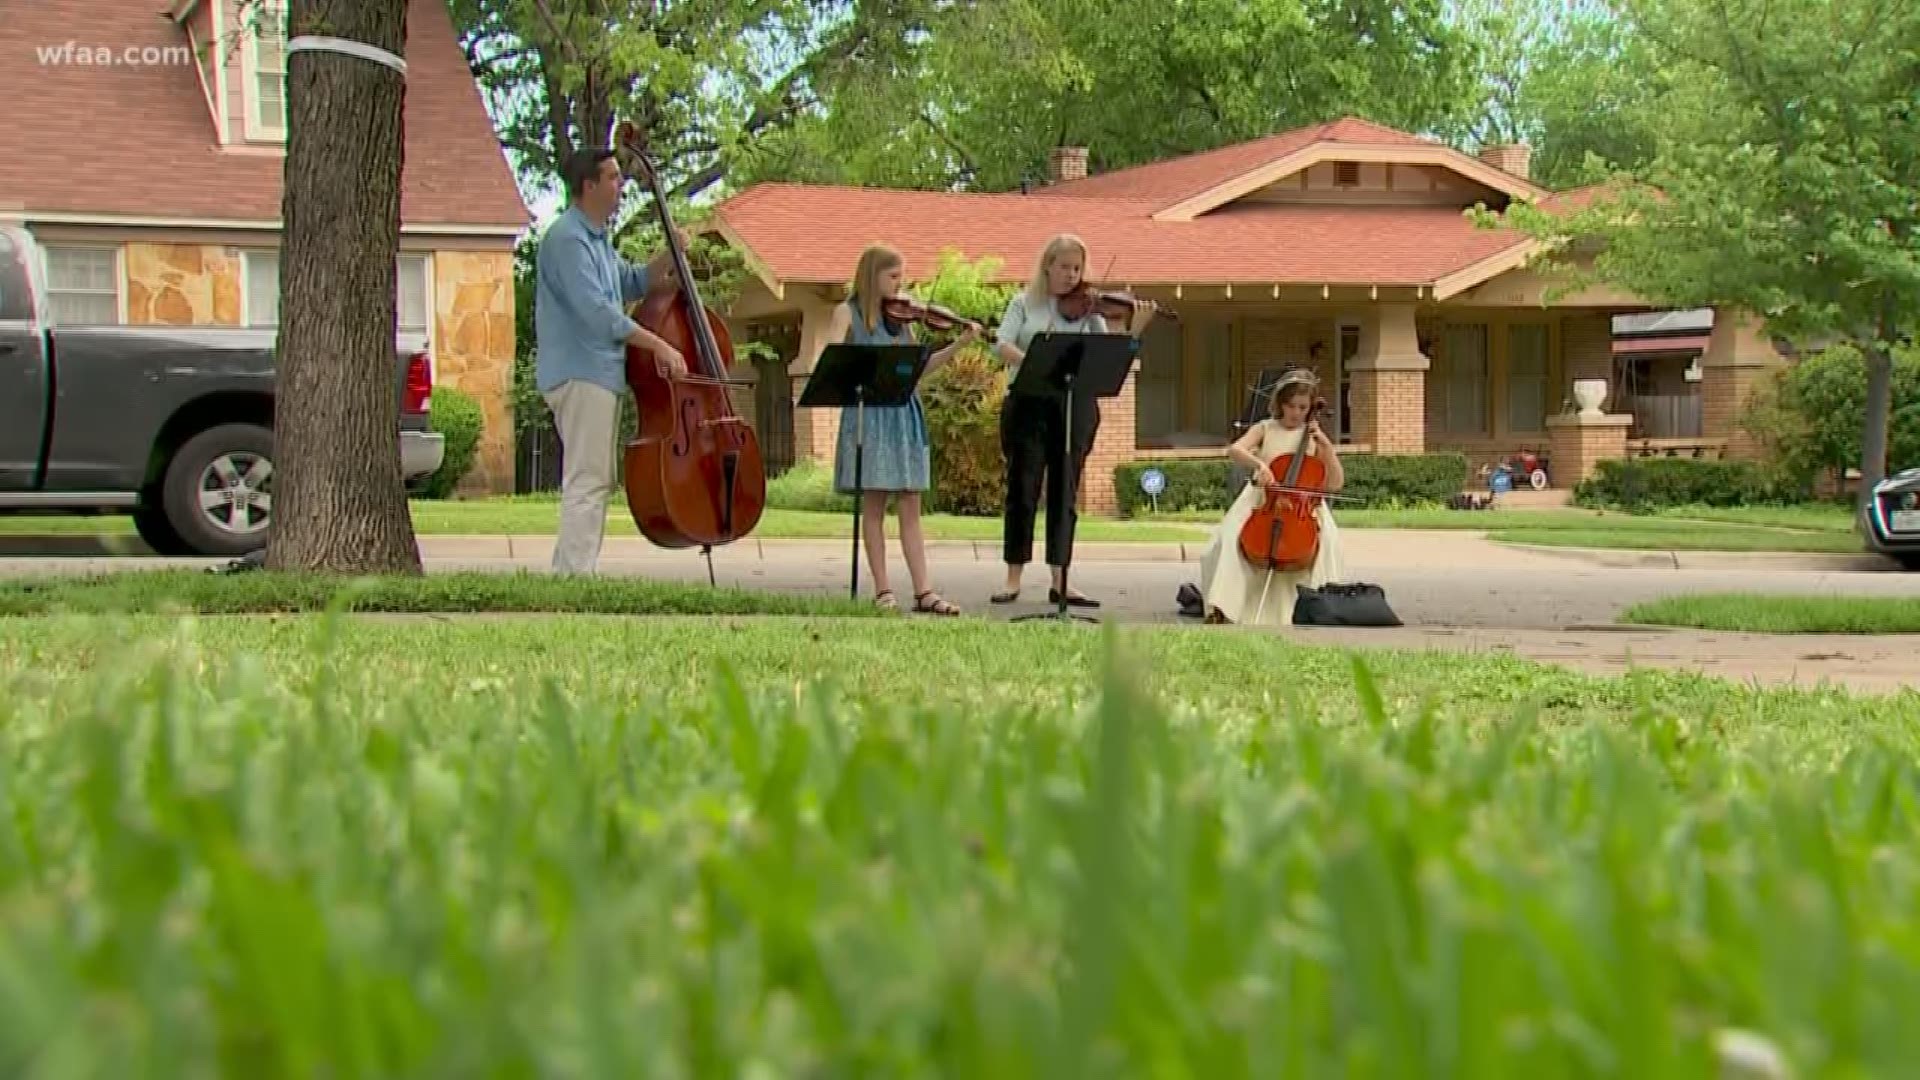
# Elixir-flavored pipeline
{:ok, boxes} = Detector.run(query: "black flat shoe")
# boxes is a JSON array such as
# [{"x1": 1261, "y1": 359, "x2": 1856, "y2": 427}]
[
  {"x1": 990, "y1": 590, "x2": 1020, "y2": 604},
  {"x1": 1049, "y1": 589, "x2": 1100, "y2": 609}
]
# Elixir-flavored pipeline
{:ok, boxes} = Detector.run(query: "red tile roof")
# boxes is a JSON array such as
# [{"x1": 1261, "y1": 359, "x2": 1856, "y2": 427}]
[
  {"x1": 0, "y1": 0, "x2": 527, "y2": 231},
  {"x1": 713, "y1": 183, "x2": 1530, "y2": 287},
  {"x1": 710, "y1": 118, "x2": 1548, "y2": 288}
]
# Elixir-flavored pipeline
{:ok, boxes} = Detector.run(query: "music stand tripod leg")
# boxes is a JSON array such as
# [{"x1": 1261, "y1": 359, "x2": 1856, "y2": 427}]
[{"x1": 849, "y1": 387, "x2": 864, "y2": 601}]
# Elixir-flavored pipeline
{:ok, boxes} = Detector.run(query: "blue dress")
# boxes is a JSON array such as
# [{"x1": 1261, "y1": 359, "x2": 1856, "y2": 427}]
[{"x1": 833, "y1": 299, "x2": 932, "y2": 493}]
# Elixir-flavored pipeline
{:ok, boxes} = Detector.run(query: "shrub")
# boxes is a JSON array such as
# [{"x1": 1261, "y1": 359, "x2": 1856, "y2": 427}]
[
  {"x1": 921, "y1": 347, "x2": 1008, "y2": 515},
  {"x1": 1114, "y1": 452, "x2": 1470, "y2": 515},
  {"x1": 765, "y1": 460, "x2": 854, "y2": 513},
  {"x1": 1738, "y1": 341, "x2": 1920, "y2": 488},
  {"x1": 1572, "y1": 456, "x2": 1801, "y2": 511},
  {"x1": 1341, "y1": 453, "x2": 1470, "y2": 505},
  {"x1": 421, "y1": 386, "x2": 484, "y2": 499},
  {"x1": 1114, "y1": 459, "x2": 1234, "y2": 515},
  {"x1": 910, "y1": 249, "x2": 1017, "y2": 516}
]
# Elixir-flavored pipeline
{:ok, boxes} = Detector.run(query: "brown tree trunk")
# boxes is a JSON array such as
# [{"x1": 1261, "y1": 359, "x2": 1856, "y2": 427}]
[{"x1": 265, "y1": 0, "x2": 421, "y2": 575}]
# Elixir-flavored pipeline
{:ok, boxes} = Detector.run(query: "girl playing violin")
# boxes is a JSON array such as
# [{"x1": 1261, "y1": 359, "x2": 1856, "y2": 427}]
[
  {"x1": 1196, "y1": 368, "x2": 1347, "y2": 625},
  {"x1": 820, "y1": 243, "x2": 978, "y2": 615},
  {"x1": 990, "y1": 233, "x2": 1155, "y2": 607}
]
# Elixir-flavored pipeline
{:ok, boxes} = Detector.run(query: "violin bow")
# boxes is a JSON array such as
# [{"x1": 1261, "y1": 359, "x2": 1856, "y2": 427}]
[{"x1": 1259, "y1": 482, "x2": 1362, "y2": 502}]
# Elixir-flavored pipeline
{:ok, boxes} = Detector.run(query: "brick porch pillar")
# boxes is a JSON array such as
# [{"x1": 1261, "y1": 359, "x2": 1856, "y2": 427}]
[
  {"x1": 1702, "y1": 307, "x2": 1789, "y2": 459},
  {"x1": 1547, "y1": 411, "x2": 1632, "y2": 485},
  {"x1": 1079, "y1": 367, "x2": 1138, "y2": 515},
  {"x1": 1348, "y1": 303, "x2": 1428, "y2": 453},
  {"x1": 787, "y1": 293, "x2": 842, "y2": 465}
]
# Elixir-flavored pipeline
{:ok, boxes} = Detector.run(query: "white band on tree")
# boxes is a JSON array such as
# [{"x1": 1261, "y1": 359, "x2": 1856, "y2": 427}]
[{"x1": 286, "y1": 35, "x2": 407, "y2": 76}]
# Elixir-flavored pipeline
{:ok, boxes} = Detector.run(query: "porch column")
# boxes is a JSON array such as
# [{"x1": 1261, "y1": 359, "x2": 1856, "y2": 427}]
[
  {"x1": 1348, "y1": 303, "x2": 1428, "y2": 454},
  {"x1": 1080, "y1": 371, "x2": 1138, "y2": 515},
  {"x1": 1702, "y1": 307, "x2": 1789, "y2": 459},
  {"x1": 787, "y1": 289, "x2": 842, "y2": 465}
]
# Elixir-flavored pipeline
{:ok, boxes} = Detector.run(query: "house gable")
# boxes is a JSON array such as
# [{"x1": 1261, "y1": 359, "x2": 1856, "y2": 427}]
[
  {"x1": 0, "y1": 0, "x2": 527, "y2": 231},
  {"x1": 1149, "y1": 141, "x2": 1549, "y2": 222}
]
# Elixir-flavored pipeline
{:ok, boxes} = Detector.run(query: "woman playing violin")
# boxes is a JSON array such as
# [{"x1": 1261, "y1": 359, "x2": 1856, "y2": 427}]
[
  {"x1": 990, "y1": 233, "x2": 1156, "y2": 608},
  {"x1": 818, "y1": 243, "x2": 978, "y2": 615},
  {"x1": 1196, "y1": 368, "x2": 1347, "y2": 625}
]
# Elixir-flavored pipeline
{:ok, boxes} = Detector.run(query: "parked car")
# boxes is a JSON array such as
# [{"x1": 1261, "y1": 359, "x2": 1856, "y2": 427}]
[
  {"x1": 1863, "y1": 466, "x2": 1920, "y2": 570},
  {"x1": 0, "y1": 223, "x2": 443, "y2": 557}
]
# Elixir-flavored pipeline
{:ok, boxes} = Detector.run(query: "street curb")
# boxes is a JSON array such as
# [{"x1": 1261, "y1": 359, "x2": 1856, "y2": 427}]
[{"x1": 1493, "y1": 541, "x2": 1892, "y2": 573}]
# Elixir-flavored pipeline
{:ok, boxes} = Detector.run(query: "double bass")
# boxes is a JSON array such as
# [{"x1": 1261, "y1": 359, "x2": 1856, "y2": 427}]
[
  {"x1": 613, "y1": 121, "x2": 767, "y2": 563},
  {"x1": 1237, "y1": 396, "x2": 1346, "y2": 571}
]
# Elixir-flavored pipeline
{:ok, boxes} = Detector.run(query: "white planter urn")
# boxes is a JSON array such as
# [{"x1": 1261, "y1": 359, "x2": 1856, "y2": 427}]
[{"x1": 1572, "y1": 378, "x2": 1609, "y2": 418}]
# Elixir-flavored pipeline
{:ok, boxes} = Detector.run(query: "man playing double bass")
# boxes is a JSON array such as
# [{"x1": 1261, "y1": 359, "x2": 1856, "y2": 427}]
[{"x1": 534, "y1": 147, "x2": 689, "y2": 574}]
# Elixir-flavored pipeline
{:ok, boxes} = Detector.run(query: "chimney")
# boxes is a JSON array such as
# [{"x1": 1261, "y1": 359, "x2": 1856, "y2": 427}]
[
  {"x1": 1048, "y1": 145, "x2": 1089, "y2": 184},
  {"x1": 1477, "y1": 142, "x2": 1532, "y2": 180}
]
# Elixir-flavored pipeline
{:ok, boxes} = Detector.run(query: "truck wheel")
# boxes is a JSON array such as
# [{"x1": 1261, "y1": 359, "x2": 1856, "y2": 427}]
[
  {"x1": 131, "y1": 503, "x2": 190, "y2": 556},
  {"x1": 161, "y1": 423, "x2": 275, "y2": 558}
]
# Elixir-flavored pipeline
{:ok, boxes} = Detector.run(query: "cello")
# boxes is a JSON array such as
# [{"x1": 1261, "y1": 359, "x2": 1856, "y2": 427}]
[
  {"x1": 1237, "y1": 395, "x2": 1346, "y2": 572},
  {"x1": 613, "y1": 121, "x2": 767, "y2": 572}
]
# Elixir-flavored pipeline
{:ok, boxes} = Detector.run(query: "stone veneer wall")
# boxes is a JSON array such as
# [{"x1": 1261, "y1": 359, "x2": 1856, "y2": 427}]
[
  {"x1": 125, "y1": 243, "x2": 242, "y2": 326},
  {"x1": 431, "y1": 250, "x2": 516, "y2": 495}
]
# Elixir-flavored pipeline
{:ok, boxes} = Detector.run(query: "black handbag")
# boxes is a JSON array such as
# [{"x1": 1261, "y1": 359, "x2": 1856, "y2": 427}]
[
  {"x1": 1291, "y1": 582, "x2": 1402, "y2": 627},
  {"x1": 1176, "y1": 582, "x2": 1204, "y2": 618}
]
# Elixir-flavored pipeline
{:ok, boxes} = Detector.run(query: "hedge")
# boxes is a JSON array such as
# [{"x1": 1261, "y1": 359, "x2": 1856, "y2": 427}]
[
  {"x1": 1571, "y1": 456, "x2": 1805, "y2": 511},
  {"x1": 1114, "y1": 452, "x2": 1470, "y2": 515}
]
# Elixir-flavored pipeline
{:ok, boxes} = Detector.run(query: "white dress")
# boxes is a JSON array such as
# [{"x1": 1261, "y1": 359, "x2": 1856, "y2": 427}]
[{"x1": 1197, "y1": 419, "x2": 1346, "y2": 626}]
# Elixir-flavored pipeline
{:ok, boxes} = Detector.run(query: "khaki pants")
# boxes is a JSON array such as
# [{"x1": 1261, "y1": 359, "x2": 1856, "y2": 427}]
[{"x1": 543, "y1": 380, "x2": 619, "y2": 573}]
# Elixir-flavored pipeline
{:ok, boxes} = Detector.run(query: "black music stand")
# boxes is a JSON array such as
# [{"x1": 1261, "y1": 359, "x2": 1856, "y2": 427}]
[
  {"x1": 1008, "y1": 331, "x2": 1138, "y2": 625},
  {"x1": 798, "y1": 342, "x2": 930, "y2": 599}
]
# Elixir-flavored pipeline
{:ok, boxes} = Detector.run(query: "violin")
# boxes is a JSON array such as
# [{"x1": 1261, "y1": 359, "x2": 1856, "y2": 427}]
[
  {"x1": 1237, "y1": 397, "x2": 1350, "y2": 571},
  {"x1": 882, "y1": 296, "x2": 987, "y2": 336},
  {"x1": 1055, "y1": 282, "x2": 1179, "y2": 325},
  {"x1": 613, "y1": 120, "x2": 767, "y2": 557}
]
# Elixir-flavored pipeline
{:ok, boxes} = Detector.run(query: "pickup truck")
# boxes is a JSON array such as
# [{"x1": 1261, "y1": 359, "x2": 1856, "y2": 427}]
[{"x1": 0, "y1": 222, "x2": 444, "y2": 557}]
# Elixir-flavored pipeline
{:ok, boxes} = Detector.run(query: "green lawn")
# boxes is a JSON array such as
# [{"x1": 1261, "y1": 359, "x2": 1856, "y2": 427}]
[
  {"x1": 1145, "y1": 503, "x2": 1861, "y2": 553},
  {"x1": 1624, "y1": 593, "x2": 1920, "y2": 633},
  {"x1": 0, "y1": 596, "x2": 1916, "y2": 1073},
  {"x1": 0, "y1": 569, "x2": 881, "y2": 618}
]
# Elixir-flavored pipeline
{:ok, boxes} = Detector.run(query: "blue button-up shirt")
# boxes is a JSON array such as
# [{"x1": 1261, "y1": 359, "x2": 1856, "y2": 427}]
[{"x1": 534, "y1": 205, "x2": 652, "y2": 394}]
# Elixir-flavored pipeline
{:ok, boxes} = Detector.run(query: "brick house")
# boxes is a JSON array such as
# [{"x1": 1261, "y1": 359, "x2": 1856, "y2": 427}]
[
  {"x1": 0, "y1": 0, "x2": 529, "y2": 493},
  {"x1": 698, "y1": 118, "x2": 1788, "y2": 512}
]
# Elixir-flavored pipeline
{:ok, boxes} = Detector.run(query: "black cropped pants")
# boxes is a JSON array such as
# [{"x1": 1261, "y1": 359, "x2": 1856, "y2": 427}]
[{"x1": 1000, "y1": 389, "x2": 1099, "y2": 567}]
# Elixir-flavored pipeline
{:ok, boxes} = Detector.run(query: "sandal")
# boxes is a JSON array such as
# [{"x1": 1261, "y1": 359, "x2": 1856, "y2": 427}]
[
  {"x1": 990, "y1": 590, "x2": 1019, "y2": 604},
  {"x1": 874, "y1": 590, "x2": 898, "y2": 611},
  {"x1": 914, "y1": 590, "x2": 961, "y2": 616}
]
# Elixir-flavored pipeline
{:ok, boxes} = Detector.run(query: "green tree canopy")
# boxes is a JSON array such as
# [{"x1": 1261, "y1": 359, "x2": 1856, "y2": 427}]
[{"x1": 1478, "y1": 0, "x2": 1920, "y2": 507}]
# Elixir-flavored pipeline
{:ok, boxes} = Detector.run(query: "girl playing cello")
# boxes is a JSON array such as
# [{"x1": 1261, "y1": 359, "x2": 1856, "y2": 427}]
[{"x1": 1196, "y1": 368, "x2": 1347, "y2": 625}]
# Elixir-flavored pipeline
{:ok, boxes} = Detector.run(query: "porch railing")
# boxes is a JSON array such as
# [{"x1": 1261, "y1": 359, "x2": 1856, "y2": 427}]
[
  {"x1": 1627, "y1": 437, "x2": 1727, "y2": 460},
  {"x1": 1626, "y1": 393, "x2": 1703, "y2": 439}
]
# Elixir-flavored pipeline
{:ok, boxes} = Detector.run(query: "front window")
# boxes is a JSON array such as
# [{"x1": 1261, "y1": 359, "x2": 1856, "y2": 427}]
[
  {"x1": 244, "y1": 249, "x2": 431, "y2": 336},
  {"x1": 39, "y1": 245, "x2": 120, "y2": 325}
]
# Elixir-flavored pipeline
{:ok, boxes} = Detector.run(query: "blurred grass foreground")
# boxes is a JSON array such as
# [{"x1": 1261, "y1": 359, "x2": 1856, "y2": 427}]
[{"x1": 0, "y1": 608, "x2": 1908, "y2": 1077}]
